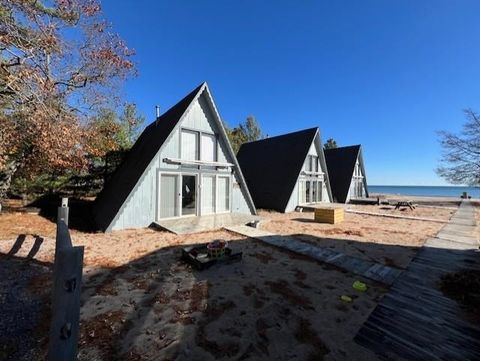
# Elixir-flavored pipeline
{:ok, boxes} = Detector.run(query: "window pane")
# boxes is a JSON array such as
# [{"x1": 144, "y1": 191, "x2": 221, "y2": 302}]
[
  {"x1": 182, "y1": 175, "x2": 196, "y2": 215},
  {"x1": 181, "y1": 130, "x2": 198, "y2": 160},
  {"x1": 305, "y1": 181, "x2": 311, "y2": 203},
  {"x1": 305, "y1": 156, "x2": 311, "y2": 172},
  {"x1": 201, "y1": 175, "x2": 215, "y2": 214},
  {"x1": 299, "y1": 181, "x2": 305, "y2": 204},
  {"x1": 317, "y1": 181, "x2": 322, "y2": 202},
  {"x1": 201, "y1": 134, "x2": 216, "y2": 162},
  {"x1": 217, "y1": 177, "x2": 230, "y2": 212},
  {"x1": 160, "y1": 174, "x2": 176, "y2": 218}
]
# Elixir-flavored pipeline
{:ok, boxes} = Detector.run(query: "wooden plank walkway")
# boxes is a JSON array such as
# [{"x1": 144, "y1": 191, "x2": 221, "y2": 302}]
[
  {"x1": 345, "y1": 209, "x2": 449, "y2": 224},
  {"x1": 225, "y1": 225, "x2": 402, "y2": 285},
  {"x1": 355, "y1": 200, "x2": 480, "y2": 360}
]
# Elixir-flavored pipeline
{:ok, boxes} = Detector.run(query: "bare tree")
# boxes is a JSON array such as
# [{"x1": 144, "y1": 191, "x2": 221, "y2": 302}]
[{"x1": 436, "y1": 109, "x2": 480, "y2": 185}]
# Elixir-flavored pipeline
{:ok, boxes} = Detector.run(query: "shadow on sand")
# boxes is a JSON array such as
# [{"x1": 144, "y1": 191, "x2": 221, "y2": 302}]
[
  {"x1": 1, "y1": 229, "x2": 479, "y2": 360},
  {"x1": 28, "y1": 195, "x2": 99, "y2": 233}
]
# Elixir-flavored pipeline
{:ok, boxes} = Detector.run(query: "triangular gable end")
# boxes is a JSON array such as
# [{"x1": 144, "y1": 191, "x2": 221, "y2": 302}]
[
  {"x1": 284, "y1": 129, "x2": 333, "y2": 211},
  {"x1": 348, "y1": 147, "x2": 369, "y2": 199},
  {"x1": 101, "y1": 82, "x2": 256, "y2": 231},
  {"x1": 324, "y1": 145, "x2": 366, "y2": 203},
  {"x1": 237, "y1": 127, "x2": 332, "y2": 213}
]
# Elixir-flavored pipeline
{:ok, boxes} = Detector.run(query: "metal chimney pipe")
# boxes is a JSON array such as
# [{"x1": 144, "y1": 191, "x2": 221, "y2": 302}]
[{"x1": 155, "y1": 105, "x2": 160, "y2": 121}]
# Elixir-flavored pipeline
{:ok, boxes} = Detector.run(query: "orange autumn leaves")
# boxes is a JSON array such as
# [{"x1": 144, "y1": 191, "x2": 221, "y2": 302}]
[{"x1": 0, "y1": 0, "x2": 136, "y2": 186}]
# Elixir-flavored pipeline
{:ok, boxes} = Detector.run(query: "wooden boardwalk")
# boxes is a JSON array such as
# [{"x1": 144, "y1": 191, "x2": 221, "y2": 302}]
[
  {"x1": 225, "y1": 225, "x2": 402, "y2": 285},
  {"x1": 355, "y1": 201, "x2": 480, "y2": 360}
]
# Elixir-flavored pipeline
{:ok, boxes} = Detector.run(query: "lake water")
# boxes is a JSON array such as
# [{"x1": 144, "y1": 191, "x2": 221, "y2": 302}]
[{"x1": 368, "y1": 185, "x2": 480, "y2": 198}]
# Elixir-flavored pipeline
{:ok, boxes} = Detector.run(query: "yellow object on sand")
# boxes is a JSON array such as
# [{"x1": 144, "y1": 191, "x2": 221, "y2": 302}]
[
  {"x1": 314, "y1": 208, "x2": 344, "y2": 224},
  {"x1": 340, "y1": 295, "x2": 352, "y2": 302},
  {"x1": 353, "y1": 280, "x2": 367, "y2": 292}
]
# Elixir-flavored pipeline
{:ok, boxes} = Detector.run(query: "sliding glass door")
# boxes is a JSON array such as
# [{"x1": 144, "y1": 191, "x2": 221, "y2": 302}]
[
  {"x1": 159, "y1": 172, "x2": 232, "y2": 219},
  {"x1": 217, "y1": 176, "x2": 230, "y2": 213},
  {"x1": 181, "y1": 175, "x2": 197, "y2": 216},
  {"x1": 201, "y1": 175, "x2": 215, "y2": 215},
  {"x1": 299, "y1": 179, "x2": 323, "y2": 204},
  {"x1": 160, "y1": 174, "x2": 177, "y2": 219}
]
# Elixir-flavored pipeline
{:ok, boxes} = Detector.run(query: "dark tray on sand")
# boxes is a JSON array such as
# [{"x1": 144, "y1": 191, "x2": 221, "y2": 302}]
[{"x1": 181, "y1": 244, "x2": 242, "y2": 270}]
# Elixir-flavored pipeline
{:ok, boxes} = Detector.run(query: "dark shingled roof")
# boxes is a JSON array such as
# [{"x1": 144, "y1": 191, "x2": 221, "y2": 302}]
[
  {"x1": 324, "y1": 145, "x2": 361, "y2": 203},
  {"x1": 237, "y1": 128, "x2": 319, "y2": 212},
  {"x1": 93, "y1": 83, "x2": 205, "y2": 231}
]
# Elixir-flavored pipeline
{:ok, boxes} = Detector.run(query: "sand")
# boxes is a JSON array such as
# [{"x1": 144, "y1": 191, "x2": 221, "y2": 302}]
[
  {"x1": 0, "y1": 201, "x2": 458, "y2": 361},
  {"x1": 348, "y1": 203, "x2": 455, "y2": 221},
  {"x1": 78, "y1": 239, "x2": 382, "y2": 361},
  {"x1": 257, "y1": 204, "x2": 451, "y2": 269}
]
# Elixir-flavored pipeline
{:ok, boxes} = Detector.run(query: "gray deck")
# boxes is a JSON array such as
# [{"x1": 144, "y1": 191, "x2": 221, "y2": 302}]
[
  {"x1": 355, "y1": 200, "x2": 480, "y2": 360},
  {"x1": 225, "y1": 225, "x2": 402, "y2": 285},
  {"x1": 153, "y1": 213, "x2": 261, "y2": 234}
]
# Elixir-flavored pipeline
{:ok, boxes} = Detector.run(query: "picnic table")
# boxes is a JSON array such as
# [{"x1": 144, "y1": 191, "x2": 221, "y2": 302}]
[{"x1": 394, "y1": 201, "x2": 416, "y2": 210}]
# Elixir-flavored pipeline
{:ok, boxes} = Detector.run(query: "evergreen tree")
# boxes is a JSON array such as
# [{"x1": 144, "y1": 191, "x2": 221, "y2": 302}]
[{"x1": 324, "y1": 138, "x2": 338, "y2": 150}]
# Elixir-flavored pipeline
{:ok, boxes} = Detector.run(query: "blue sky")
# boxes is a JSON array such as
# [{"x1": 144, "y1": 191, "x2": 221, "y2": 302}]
[{"x1": 101, "y1": 0, "x2": 480, "y2": 186}]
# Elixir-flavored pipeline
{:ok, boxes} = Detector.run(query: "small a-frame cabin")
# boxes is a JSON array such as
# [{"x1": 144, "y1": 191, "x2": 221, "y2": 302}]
[
  {"x1": 93, "y1": 82, "x2": 256, "y2": 232},
  {"x1": 324, "y1": 145, "x2": 369, "y2": 203},
  {"x1": 237, "y1": 128, "x2": 332, "y2": 212}
]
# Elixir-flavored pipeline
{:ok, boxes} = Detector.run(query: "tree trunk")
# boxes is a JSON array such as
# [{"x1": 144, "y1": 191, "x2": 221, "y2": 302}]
[{"x1": 0, "y1": 158, "x2": 21, "y2": 201}]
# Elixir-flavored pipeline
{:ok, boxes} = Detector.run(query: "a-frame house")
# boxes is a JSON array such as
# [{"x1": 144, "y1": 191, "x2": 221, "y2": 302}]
[
  {"x1": 236, "y1": 128, "x2": 332, "y2": 212},
  {"x1": 324, "y1": 145, "x2": 369, "y2": 203},
  {"x1": 93, "y1": 82, "x2": 256, "y2": 231}
]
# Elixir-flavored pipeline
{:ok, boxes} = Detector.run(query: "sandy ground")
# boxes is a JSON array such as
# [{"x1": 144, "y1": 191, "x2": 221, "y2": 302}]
[
  {"x1": 348, "y1": 203, "x2": 455, "y2": 221},
  {"x1": 0, "y1": 201, "x2": 456, "y2": 361},
  {"x1": 258, "y1": 204, "x2": 452, "y2": 269},
  {"x1": 77, "y1": 239, "x2": 382, "y2": 361}
]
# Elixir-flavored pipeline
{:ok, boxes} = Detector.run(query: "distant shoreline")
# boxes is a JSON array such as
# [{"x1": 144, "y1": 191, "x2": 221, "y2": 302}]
[
  {"x1": 368, "y1": 193, "x2": 476, "y2": 207},
  {"x1": 368, "y1": 185, "x2": 479, "y2": 199},
  {"x1": 369, "y1": 185, "x2": 478, "y2": 188}
]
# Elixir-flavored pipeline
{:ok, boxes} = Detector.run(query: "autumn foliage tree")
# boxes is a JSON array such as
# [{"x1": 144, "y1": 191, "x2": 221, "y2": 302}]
[{"x1": 0, "y1": 0, "x2": 135, "y2": 199}]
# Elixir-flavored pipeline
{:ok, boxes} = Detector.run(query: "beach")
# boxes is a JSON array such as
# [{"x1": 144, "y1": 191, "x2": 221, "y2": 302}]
[{"x1": 0, "y1": 194, "x2": 468, "y2": 360}]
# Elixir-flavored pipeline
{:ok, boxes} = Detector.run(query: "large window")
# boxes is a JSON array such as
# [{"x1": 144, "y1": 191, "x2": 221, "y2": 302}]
[
  {"x1": 201, "y1": 133, "x2": 216, "y2": 162},
  {"x1": 181, "y1": 175, "x2": 197, "y2": 216},
  {"x1": 181, "y1": 129, "x2": 199, "y2": 160},
  {"x1": 304, "y1": 155, "x2": 319, "y2": 172},
  {"x1": 181, "y1": 129, "x2": 218, "y2": 164},
  {"x1": 201, "y1": 175, "x2": 215, "y2": 214},
  {"x1": 305, "y1": 156, "x2": 312, "y2": 172},
  {"x1": 305, "y1": 181, "x2": 311, "y2": 203},
  {"x1": 217, "y1": 177, "x2": 230, "y2": 212}
]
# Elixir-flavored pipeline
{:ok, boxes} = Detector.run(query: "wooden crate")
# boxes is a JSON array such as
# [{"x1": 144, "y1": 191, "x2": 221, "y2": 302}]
[{"x1": 314, "y1": 208, "x2": 344, "y2": 224}]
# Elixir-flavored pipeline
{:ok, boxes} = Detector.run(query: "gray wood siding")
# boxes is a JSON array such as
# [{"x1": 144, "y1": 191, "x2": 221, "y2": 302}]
[
  {"x1": 232, "y1": 173, "x2": 251, "y2": 213},
  {"x1": 285, "y1": 181, "x2": 299, "y2": 212},
  {"x1": 111, "y1": 153, "x2": 159, "y2": 230},
  {"x1": 109, "y1": 89, "x2": 254, "y2": 230},
  {"x1": 286, "y1": 136, "x2": 332, "y2": 213}
]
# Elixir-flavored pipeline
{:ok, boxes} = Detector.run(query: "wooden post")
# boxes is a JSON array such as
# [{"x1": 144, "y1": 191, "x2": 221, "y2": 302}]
[
  {"x1": 57, "y1": 197, "x2": 69, "y2": 226},
  {"x1": 48, "y1": 246, "x2": 84, "y2": 361},
  {"x1": 55, "y1": 220, "x2": 72, "y2": 266}
]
